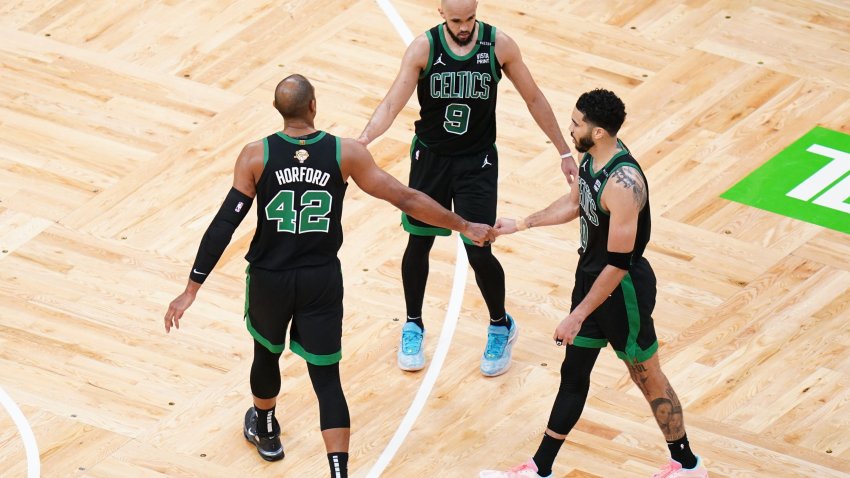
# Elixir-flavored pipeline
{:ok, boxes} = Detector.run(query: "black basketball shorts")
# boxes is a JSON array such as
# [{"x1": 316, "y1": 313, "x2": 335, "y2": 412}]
[
  {"x1": 401, "y1": 135, "x2": 498, "y2": 245},
  {"x1": 244, "y1": 260, "x2": 344, "y2": 365},
  {"x1": 570, "y1": 257, "x2": 659, "y2": 363}
]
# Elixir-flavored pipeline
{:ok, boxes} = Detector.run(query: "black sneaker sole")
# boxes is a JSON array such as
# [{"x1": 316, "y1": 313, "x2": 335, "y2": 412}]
[{"x1": 243, "y1": 430, "x2": 285, "y2": 462}]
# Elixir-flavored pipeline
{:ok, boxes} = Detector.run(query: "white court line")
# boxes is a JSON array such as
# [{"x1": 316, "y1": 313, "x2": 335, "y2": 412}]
[
  {"x1": 365, "y1": 239, "x2": 468, "y2": 478},
  {"x1": 375, "y1": 0, "x2": 414, "y2": 45},
  {"x1": 366, "y1": 3, "x2": 468, "y2": 476},
  {"x1": 0, "y1": 385, "x2": 40, "y2": 478}
]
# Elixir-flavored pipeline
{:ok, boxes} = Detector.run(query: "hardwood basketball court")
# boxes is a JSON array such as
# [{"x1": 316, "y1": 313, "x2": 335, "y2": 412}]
[{"x1": 1, "y1": 1, "x2": 849, "y2": 477}]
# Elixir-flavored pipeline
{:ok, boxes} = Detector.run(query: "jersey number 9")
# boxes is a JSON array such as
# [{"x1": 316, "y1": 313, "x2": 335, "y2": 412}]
[{"x1": 443, "y1": 103, "x2": 471, "y2": 135}]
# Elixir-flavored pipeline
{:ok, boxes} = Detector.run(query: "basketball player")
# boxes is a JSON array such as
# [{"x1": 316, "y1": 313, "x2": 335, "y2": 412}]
[
  {"x1": 480, "y1": 89, "x2": 709, "y2": 477},
  {"x1": 357, "y1": 0, "x2": 577, "y2": 377},
  {"x1": 163, "y1": 74, "x2": 493, "y2": 478}
]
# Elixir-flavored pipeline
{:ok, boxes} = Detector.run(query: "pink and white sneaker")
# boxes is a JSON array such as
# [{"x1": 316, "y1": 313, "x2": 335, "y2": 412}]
[
  {"x1": 653, "y1": 456, "x2": 709, "y2": 478},
  {"x1": 479, "y1": 458, "x2": 552, "y2": 478}
]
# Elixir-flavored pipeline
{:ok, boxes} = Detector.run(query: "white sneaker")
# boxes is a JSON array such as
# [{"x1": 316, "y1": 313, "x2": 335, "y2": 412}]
[{"x1": 397, "y1": 322, "x2": 425, "y2": 371}]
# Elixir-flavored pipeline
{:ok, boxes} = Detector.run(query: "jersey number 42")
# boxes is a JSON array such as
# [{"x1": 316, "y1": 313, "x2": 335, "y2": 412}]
[{"x1": 264, "y1": 190, "x2": 332, "y2": 233}]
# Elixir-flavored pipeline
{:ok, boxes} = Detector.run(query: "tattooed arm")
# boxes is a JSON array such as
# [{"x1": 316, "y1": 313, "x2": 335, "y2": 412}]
[{"x1": 553, "y1": 165, "x2": 646, "y2": 345}]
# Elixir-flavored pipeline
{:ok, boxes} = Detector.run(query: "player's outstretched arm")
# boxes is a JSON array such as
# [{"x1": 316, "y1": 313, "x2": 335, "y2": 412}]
[
  {"x1": 494, "y1": 183, "x2": 579, "y2": 236},
  {"x1": 496, "y1": 31, "x2": 577, "y2": 183},
  {"x1": 164, "y1": 142, "x2": 261, "y2": 332},
  {"x1": 357, "y1": 35, "x2": 430, "y2": 146},
  {"x1": 341, "y1": 138, "x2": 493, "y2": 245}
]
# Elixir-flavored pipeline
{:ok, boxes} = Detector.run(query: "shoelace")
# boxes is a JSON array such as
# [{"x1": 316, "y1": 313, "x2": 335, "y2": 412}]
[
  {"x1": 401, "y1": 330, "x2": 422, "y2": 353},
  {"x1": 485, "y1": 331, "x2": 508, "y2": 358}
]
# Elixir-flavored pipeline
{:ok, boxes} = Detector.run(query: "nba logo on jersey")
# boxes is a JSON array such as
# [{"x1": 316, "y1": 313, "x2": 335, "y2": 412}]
[
  {"x1": 477, "y1": 52, "x2": 489, "y2": 64},
  {"x1": 294, "y1": 149, "x2": 309, "y2": 163}
]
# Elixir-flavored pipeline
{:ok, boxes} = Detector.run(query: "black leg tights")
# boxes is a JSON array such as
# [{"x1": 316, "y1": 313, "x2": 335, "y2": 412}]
[
  {"x1": 401, "y1": 235, "x2": 435, "y2": 319},
  {"x1": 250, "y1": 340, "x2": 282, "y2": 399},
  {"x1": 463, "y1": 243, "x2": 506, "y2": 320},
  {"x1": 546, "y1": 345, "x2": 601, "y2": 434},
  {"x1": 306, "y1": 362, "x2": 350, "y2": 430}
]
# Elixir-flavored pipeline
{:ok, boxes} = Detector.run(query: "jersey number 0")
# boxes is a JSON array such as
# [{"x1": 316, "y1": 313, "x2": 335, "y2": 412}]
[{"x1": 265, "y1": 190, "x2": 332, "y2": 233}]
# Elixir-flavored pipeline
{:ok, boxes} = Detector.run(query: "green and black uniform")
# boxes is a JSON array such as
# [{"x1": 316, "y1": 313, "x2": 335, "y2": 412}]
[
  {"x1": 571, "y1": 140, "x2": 658, "y2": 363},
  {"x1": 404, "y1": 21, "x2": 502, "y2": 242},
  {"x1": 245, "y1": 130, "x2": 348, "y2": 365}
]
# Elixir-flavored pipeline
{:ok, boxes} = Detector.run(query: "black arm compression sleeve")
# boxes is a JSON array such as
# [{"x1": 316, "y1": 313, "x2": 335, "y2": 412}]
[
  {"x1": 607, "y1": 250, "x2": 633, "y2": 270},
  {"x1": 189, "y1": 187, "x2": 253, "y2": 283}
]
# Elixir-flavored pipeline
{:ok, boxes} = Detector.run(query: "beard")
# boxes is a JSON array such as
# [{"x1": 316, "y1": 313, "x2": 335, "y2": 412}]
[
  {"x1": 572, "y1": 132, "x2": 595, "y2": 153},
  {"x1": 446, "y1": 24, "x2": 475, "y2": 46}
]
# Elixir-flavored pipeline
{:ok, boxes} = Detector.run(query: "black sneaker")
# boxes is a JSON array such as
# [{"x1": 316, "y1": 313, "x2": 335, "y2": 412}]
[{"x1": 243, "y1": 407, "x2": 284, "y2": 462}]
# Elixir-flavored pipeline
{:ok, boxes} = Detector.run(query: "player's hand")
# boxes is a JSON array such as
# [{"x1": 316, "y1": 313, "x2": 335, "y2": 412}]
[
  {"x1": 553, "y1": 312, "x2": 585, "y2": 346},
  {"x1": 356, "y1": 134, "x2": 370, "y2": 146},
  {"x1": 494, "y1": 217, "x2": 518, "y2": 236},
  {"x1": 561, "y1": 155, "x2": 578, "y2": 185},
  {"x1": 164, "y1": 290, "x2": 197, "y2": 333},
  {"x1": 463, "y1": 222, "x2": 494, "y2": 246}
]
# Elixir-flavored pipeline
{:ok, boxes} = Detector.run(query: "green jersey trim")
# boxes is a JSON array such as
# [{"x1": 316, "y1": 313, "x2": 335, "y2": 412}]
[
  {"x1": 614, "y1": 340, "x2": 658, "y2": 364},
  {"x1": 621, "y1": 273, "x2": 643, "y2": 362},
  {"x1": 401, "y1": 213, "x2": 452, "y2": 236},
  {"x1": 275, "y1": 130, "x2": 327, "y2": 145},
  {"x1": 290, "y1": 340, "x2": 342, "y2": 365},
  {"x1": 262, "y1": 137, "x2": 270, "y2": 167},
  {"x1": 438, "y1": 21, "x2": 483, "y2": 61},
  {"x1": 421, "y1": 30, "x2": 435, "y2": 79},
  {"x1": 490, "y1": 26, "x2": 501, "y2": 81},
  {"x1": 588, "y1": 139, "x2": 630, "y2": 178},
  {"x1": 244, "y1": 268, "x2": 286, "y2": 354},
  {"x1": 335, "y1": 136, "x2": 342, "y2": 167},
  {"x1": 409, "y1": 135, "x2": 419, "y2": 158},
  {"x1": 573, "y1": 336, "x2": 608, "y2": 348}
]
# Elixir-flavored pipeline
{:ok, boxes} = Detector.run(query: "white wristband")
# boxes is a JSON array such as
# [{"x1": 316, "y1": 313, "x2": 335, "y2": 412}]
[
  {"x1": 516, "y1": 217, "x2": 528, "y2": 231},
  {"x1": 560, "y1": 152, "x2": 573, "y2": 159}
]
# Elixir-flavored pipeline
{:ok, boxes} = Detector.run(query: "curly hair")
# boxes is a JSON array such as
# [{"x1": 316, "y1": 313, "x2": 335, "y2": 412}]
[{"x1": 575, "y1": 89, "x2": 626, "y2": 136}]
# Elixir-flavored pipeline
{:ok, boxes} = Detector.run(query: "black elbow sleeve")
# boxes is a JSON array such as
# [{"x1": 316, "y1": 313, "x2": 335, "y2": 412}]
[{"x1": 189, "y1": 188, "x2": 253, "y2": 283}]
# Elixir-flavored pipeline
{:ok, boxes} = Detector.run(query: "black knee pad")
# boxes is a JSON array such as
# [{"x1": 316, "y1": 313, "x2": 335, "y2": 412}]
[
  {"x1": 306, "y1": 362, "x2": 350, "y2": 430},
  {"x1": 250, "y1": 340, "x2": 282, "y2": 399}
]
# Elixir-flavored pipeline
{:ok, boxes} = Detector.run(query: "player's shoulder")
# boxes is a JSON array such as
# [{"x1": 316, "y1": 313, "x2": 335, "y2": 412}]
[
  {"x1": 240, "y1": 139, "x2": 265, "y2": 161},
  {"x1": 338, "y1": 137, "x2": 369, "y2": 158}
]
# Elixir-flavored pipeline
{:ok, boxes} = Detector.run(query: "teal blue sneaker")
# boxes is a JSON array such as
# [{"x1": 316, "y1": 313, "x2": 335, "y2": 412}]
[
  {"x1": 397, "y1": 321, "x2": 425, "y2": 371},
  {"x1": 480, "y1": 315, "x2": 518, "y2": 377}
]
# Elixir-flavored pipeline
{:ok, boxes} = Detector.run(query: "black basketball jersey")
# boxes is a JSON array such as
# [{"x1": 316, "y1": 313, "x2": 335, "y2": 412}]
[
  {"x1": 576, "y1": 140, "x2": 651, "y2": 276},
  {"x1": 245, "y1": 131, "x2": 347, "y2": 270},
  {"x1": 414, "y1": 21, "x2": 501, "y2": 155}
]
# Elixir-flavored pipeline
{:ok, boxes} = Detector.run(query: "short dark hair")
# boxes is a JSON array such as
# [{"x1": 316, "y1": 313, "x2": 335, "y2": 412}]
[
  {"x1": 575, "y1": 89, "x2": 626, "y2": 136},
  {"x1": 274, "y1": 74, "x2": 315, "y2": 119}
]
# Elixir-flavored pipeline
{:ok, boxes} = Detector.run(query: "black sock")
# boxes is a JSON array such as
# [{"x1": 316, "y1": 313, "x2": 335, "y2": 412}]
[
  {"x1": 668, "y1": 434, "x2": 697, "y2": 469},
  {"x1": 255, "y1": 406, "x2": 276, "y2": 437},
  {"x1": 406, "y1": 316, "x2": 424, "y2": 331},
  {"x1": 327, "y1": 452, "x2": 348, "y2": 478},
  {"x1": 532, "y1": 433, "x2": 564, "y2": 476}
]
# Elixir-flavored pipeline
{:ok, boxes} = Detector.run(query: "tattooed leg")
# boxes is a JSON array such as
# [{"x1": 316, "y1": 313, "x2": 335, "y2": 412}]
[{"x1": 625, "y1": 353, "x2": 686, "y2": 441}]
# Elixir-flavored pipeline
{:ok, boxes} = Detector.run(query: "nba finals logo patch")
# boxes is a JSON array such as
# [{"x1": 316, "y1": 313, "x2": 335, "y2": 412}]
[{"x1": 294, "y1": 149, "x2": 309, "y2": 163}]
